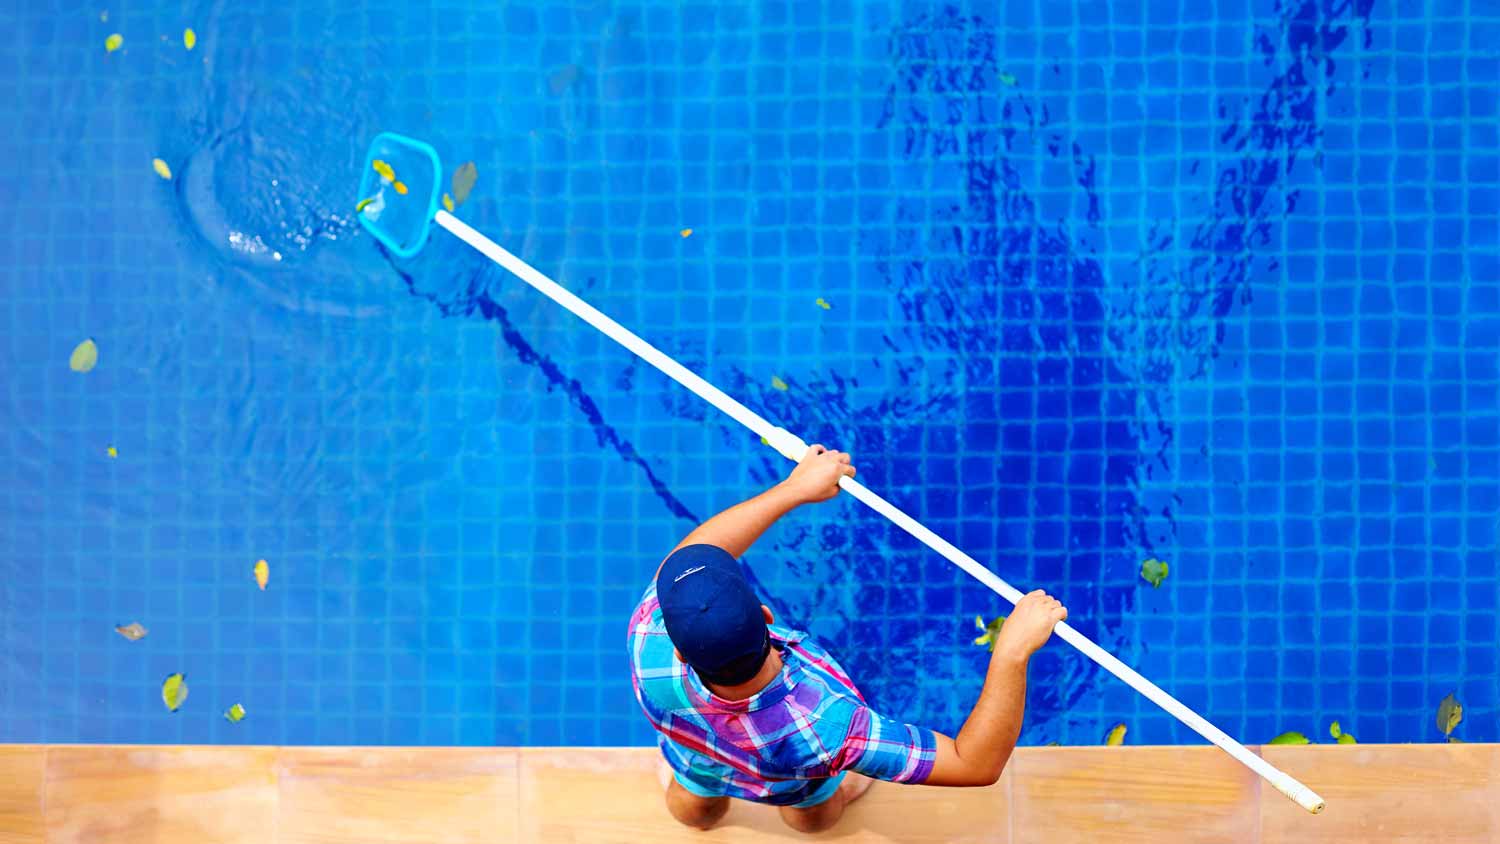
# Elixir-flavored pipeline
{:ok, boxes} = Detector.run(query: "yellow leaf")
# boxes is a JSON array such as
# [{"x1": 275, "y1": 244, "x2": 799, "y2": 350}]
[
  {"x1": 1437, "y1": 693, "x2": 1462, "y2": 737},
  {"x1": 152, "y1": 158, "x2": 172, "y2": 180},
  {"x1": 355, "y1": 197, "x2": 375, "y2": 212},
  {"x1": 224, "y1": 703, "x2": 246, "y2": 722},
  {"x1": 183, "y1": 28, "x2": 196, "y2": 50},
  {"x1": 371, "y1": 159, "x2": 395, "y2": 182},
  {"x1": 161, "y1": 673, "x2": 188, "y2": 711},
  {"x1": 392, "y1": 180, "x2": 408, "y2": 195},
  {"x1": 254, "y1": 559, "x2": 269, "y2": 591},
  {"x1": 815, "y1": 297, "x2": 831, "y2": 310},
  {"x1": 114, "y1": 622, "x2": 147, "y2": 641},
  {"x1": 680, "y1": 228, "x2": 693, "y2": 238},
  {"x1": 107, "y1": 446, "x2": 118, "y2": 458},
  {"x1": 759, "y1": 436, "x2": 769, "y2": 445},
  {"x1": 442, "y1": 193, "x2": 455, "y2": 212},
  {"x1": 105, "y1": 33, "x2": 123, "y2": 52},
  {"x1": 70, "y1": 339, "x2": 98, "y2": 372},
  {"x1": 1105, "y1": 723, "x2": 1127, "y2": 746},
  {"x1": 771, "y1": 375, "x2": 788, "y2": 391}
]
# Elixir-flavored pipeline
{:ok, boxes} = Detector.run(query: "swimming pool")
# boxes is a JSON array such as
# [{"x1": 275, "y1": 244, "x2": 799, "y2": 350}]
[{"x1": 1, "y1": 0, "x2": 1495, "y2": 749}]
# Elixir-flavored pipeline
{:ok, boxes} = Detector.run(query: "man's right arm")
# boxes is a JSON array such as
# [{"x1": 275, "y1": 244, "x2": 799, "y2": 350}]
[{"x1": 923, "y1": 590, "x2": 1068, "y2": 787}]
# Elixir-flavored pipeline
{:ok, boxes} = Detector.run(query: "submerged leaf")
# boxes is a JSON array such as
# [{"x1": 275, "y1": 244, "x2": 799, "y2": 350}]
[
  {"x1": 105, "y1": 33, "x2": 123, "y2": 52},
  {"x1": 161, "y1": 673, "x2": 188, "y2": 711},
  {"x1": 224, "y1": 703, "x2": 246, "y2": 723},
  {"x1": 371, "y1": 159, "x2": 395, "y2": 182},
  {"x1": 1268, "y1": 731, "x2": 1309, "y2": 745},
  {"x1": 1437, "y1": 693, "x2": 1462, "y2": 737},
  {"x1": 70, "y1": 339, "x2": 98, "y2": 372},
  {"x1": 548, "y1": 63, "x2": 581, "y2": 95},
  {"x1": 451, "y1": 162, "x2": 478, "y2": 205},
  {"x1": 442, "y1": 193, "x2": 455, "y2": 212},
  {"x1": 152, "y1": 158, "x2": 172, "y2": 180},
  {"x1": 114, "y1": 622, "x2": 148, "y2": 641},
  {"x1": 183, "y1": 28, "x2": 196, "y2": 50},
  {"x1": 1337, "y1": 733, "x2": 1357, "y2": 744},
  {"x1": 680, "y1": 228, "x2": 693, "y2": 238},
  {"x1": 971, "y1": 614, "x2": 1006, "y2": 652},
  {"x1": 815, "y1": 297, "x2": 831, "y2": 310},
  {"x1": 1105, "y1": 724, "x2": 1126, "y2": 746},
  {"x1": 771, "y1": 376, "x2": 788, "y2": 391},
  {"x1": 1140, "y1": 558, "x2": 1169, "y2": 588},
  {"x1": 1329, "y1": 721, "x2": 1341, "y2": 739},
  {"x1": 254, "y1": 559, "x2": 269, "y2": 591}
]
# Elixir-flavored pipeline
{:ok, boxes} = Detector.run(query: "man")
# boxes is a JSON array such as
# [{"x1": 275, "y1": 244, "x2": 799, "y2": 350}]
[{"x1": 628, "y1": 445, "x2": 1069, "y2": 833}]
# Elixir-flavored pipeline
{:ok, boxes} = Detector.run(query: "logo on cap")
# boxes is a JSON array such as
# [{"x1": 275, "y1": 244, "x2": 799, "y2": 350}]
[{"x1": 673, "y1": 565, "x2": 706, "y2": 582}]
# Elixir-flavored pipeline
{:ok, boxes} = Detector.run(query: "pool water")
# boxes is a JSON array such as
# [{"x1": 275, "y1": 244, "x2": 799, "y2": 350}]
[{"x1": 1, "y1": 0, "x2": 1496, "y2": 748}]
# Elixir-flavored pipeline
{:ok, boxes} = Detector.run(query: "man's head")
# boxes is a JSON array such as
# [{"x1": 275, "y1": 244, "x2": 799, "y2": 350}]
[{"x1": 656, "y1": 544, "x2": 771, "y2": 686}]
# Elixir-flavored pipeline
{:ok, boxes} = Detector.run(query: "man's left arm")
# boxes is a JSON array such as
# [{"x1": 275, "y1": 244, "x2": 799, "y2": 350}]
[{"x1": 653, "y1": 445, "x2": 855, "y2": 579}]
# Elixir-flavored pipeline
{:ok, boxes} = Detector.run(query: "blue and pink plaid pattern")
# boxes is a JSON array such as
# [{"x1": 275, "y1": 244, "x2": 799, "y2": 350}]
[{"x1": 629, "y1": 580, "x2": 936, "y2": 805}]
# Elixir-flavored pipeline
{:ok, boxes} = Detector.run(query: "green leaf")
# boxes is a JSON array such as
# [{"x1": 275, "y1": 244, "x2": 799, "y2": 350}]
[
  {"x1": 971, "y1": 615, "x2": 1006, "y2": 652},
  {"x1": 1337, "y1": 733, "x2": 1356, "y2": 744},
  {"x1": 224, "y1": 703, "x2": 246, "y2": 723},
  {"x1": 1437, "y1": 693, "x2": 1462, "y2": 737},
  {"x1": 1104, "y1": 723, "x2": 1126, "y2": 746},
  {"x1": 1140, "y1": 558, "x2": 1169, "y2": 588},
  {"x1": 451, "y1": 162, "x2": 478, "y2": 206},
  {"x1": 1268, "y1": 731, "x2": 1309, "y2": 745},
  {"x1": 70, "y1": 339, "x2": 98, "y2": 373},
  {"x1": 161, "y1": 673, "x2": 189, "y2": 712},
  {"x1": 1329, "y1": 720, "x2": 1341, "y2": 739}
]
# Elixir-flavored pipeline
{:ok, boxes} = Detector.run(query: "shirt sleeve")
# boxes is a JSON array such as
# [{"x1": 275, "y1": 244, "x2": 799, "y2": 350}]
[{"x1": 834, "y1": 704, "x2": 937, "y2": 784}]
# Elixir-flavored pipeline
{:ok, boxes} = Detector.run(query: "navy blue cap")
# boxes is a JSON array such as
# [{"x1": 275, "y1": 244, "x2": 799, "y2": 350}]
[{"x1": 656, "y1": 544, "x2": 770, "y2": 686}]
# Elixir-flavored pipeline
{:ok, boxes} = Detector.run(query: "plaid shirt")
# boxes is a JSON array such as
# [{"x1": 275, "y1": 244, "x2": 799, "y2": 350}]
[{"x1": 628, "y1": 580, "x2": 936, "y2": 805}]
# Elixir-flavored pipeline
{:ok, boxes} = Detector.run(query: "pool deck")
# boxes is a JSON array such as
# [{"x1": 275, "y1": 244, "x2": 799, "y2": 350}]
[{"x1": 0, "y1": 743, "x2": 1494, "y2": 842}]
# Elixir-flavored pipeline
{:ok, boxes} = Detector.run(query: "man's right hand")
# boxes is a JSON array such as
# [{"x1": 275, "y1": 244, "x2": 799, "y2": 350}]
[{"x1": 992, "y1": 590, "x2": 1067, "y2": 662}]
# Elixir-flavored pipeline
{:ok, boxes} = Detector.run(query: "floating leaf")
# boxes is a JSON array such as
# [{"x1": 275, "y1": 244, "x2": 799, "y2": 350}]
[
  {"x1": 371, "y1": 159, "x2": 395, "y2": 183},
  {"x1": 183, "y1": 28, "x2": 196, "y2": 50},
  {"x1": 224, "y1": 703, "x2": 246, "y2": 723},
  {"x1": 442, "y1": 193, "x2": 455, "y2": 212},
  {"x1": 392, "y1": 180, "x2": 408, "y2": 195},
  {"x1": 1337, "y1": 733, "x2": 1357, "y2": 744},
  {"x1": 254, "y1": 559, "x2": 269, "y2": 591},
  {"x1": 1437, "y1": 693, "x2": 1462, "y2": 737},
  {"x1": 355, "y1": 197, "x2": 375, "y2": 213},
  {"x1": 70, "y1": 339, "x2": 98, "y2": 372},
  {"x1": 815, "y1": 297, "x2": 831, "y2": 310},
  {"x1": 1105, "y1": 724, "x2": 1127, "y2": 746},
  {"x1": 771, "y1": 376, "x2": 788, "y2": 391},
  {"x1": 1329, "y1": 721, "x2": 1341, "y2": 739},
  {"x1": 105, "y1": 33, "x2": 123, "y2": 52},
  {"x1": 760, "y1": 436, "x2": 769, "y2": 446},
  {"x1": 451, "y1": 161, "x2": 478, "y2": 205},
  {"x1": 680, "y1": 228, "x2": 693, "y2": 238},
  {"x1": 1268, "y1": 731, "x2": 1309, "y2": 745},
  {"x1": 971, "y1": 614, "x2": 1006, "y2": 652},
  {"x1": 161, "y1": 673, "x2": 188, "y2": 711},
  {"x1": 999, "y1": 72, "x2": 1017, "y2": 86},
  {"x1": 114, "y1": 622, "x2": 147, "y2": 641},
  {"x1": 107, "y1": 446, "x2": 118, "y2": 458},
  {"x1": 152, "y1": 158, "x2": 172, "y2": 180},
  {"x1": 1140, "y1": 558, "x2": 1169, "y2": 588}
]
